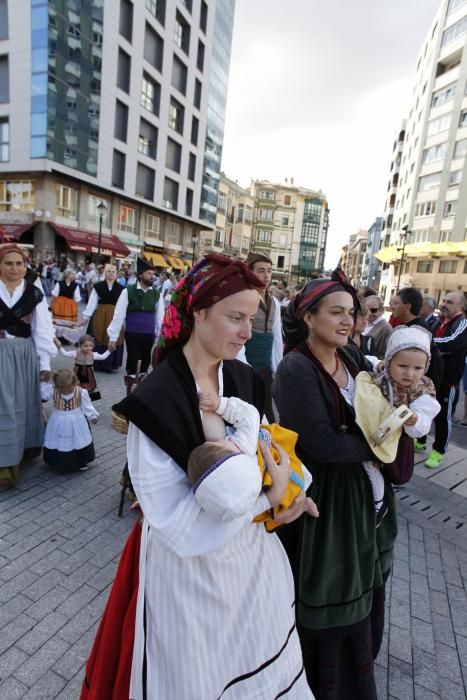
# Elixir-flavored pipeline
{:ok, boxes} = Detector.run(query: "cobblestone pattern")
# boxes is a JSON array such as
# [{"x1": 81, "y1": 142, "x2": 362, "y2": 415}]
[{"x1": 1, "y1": 362, "x2": 467, "y2": 698}]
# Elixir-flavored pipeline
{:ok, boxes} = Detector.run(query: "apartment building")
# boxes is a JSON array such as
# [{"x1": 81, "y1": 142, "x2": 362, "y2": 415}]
[
  {"x1": 199, "y1": 172, "x2": 253, "y2": 257},
  {"x1": 0, "y1": 0, "x2": 235, "y2": 269},
  {"x1": 376, "y1": 0, "x2": 467, "y2": 304},
  {"x1": 361, "y1": 217, "x2": 383, "y2": 289},
  {"x1": 250, "y1": 179, "x2": 329, "y2": 282}
]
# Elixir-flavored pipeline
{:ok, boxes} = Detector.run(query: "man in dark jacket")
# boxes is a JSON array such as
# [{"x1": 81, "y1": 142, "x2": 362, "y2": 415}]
[
  {"x1": 425, "y1": 292, "x2": 467, "y2": 468},
  {"x1": 420, "y1": 296, "x2": 440, "y2": 333}
]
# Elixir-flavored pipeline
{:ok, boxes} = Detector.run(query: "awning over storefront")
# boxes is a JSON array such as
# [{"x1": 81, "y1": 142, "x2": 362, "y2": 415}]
[
  {"x1": 0, "y1": 223, "x2": 34, "y2": 242},
  {"x1": 374, "y1": 241, "x2": 467, "y2": 264},
  {"x1": 50, "y1": 223, "x2": 130, "y2": 258},
  {"x1": 145, "y1": 252, "x2": 169, "y2": 268},
  {"x1": 167, "y1": 255, "x2": 185, "y2": 270},
  {"x1": 182, "y1": 258, "x2": 193, "y2": 269}
]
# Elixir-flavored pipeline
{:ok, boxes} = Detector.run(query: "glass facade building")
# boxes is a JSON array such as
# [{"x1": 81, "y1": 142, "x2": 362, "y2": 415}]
[
  {"x1": 199, "y1": 0, "x2": 235, "y2": 224},
  {"x1": 297, "y1": 198, "x2": 329, "y2": 273},
  {"x1": 30, "y1": 0, "x2": 103, "y2": 176}
]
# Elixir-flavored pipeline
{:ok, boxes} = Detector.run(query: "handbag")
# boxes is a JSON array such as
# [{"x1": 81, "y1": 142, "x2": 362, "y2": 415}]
[{"x1": 382, "y1": 431, "x2": 414, "y2": 485}]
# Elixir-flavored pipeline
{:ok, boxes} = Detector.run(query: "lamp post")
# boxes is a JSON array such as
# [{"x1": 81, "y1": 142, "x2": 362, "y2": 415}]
[
  {"x1": 192, "y1": 231, "x2": 197, "y2": 266},
  {"x1": 96, "y1": 201, "x2": 107, "y2": 263},
  {"x1": 396, "y1": 224, "x2": 411, "y2": 292}
]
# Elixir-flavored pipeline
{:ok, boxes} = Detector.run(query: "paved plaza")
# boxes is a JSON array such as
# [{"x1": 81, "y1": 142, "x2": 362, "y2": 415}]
[{"x1": 1, "y1": 360, "x2": 467, "y2": 699}]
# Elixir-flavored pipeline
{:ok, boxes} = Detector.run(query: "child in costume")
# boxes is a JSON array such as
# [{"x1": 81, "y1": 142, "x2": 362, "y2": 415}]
[
  {"x1": 188, "y1": 392, "x2": 319, "y2": 530},
  {"x1": 40, "y1": 368, "x2": 98, "y2": 472},
  {"x1": 354, "y1": 325, "x2": 441, "y2": 522},
  {"x1": 58, "y1": 334, "x2": 110, "y2": 401}
]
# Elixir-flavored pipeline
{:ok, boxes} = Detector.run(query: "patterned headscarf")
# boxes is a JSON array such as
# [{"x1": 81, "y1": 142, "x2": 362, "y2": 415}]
[
  {"x1": 155, "y1": 253, "x2": 265, "y2": 364},
  {"x1": 283, "y1": 268, "x2": 360, "y2": 352}
]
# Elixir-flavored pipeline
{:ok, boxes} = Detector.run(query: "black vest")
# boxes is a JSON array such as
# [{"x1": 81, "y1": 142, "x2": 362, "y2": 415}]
[
  {"x1": 94, "y1": 281, "x2": 123, "y2": 306},
  {"x1": 58, "y1": 280, "x2": 77, "y2": 299},
  {"x1": 0, "y1": 283, "x2": 44, "y2": 338}
]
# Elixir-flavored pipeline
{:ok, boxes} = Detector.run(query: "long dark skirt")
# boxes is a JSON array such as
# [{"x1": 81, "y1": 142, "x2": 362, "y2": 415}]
[
  {"x1": 75, "y1": 364, "x2": 100, "y2": 401},
  {"x1": 43, "y1": 442, "x2": 95, "y2": 471}
]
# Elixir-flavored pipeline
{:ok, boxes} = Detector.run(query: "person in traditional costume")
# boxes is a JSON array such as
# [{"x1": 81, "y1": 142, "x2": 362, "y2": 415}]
[
  {"x1": 82, "y1": 264, "x2": 124, "y2": 371},
  {"x1": 57, "y1": 334, "x2": 110, "y2": 401},
  {"x1": 0, "y1": 243, "x2": 57, "y2": 489},
  {"x1": 107, "y1": 257, "x2": 164, "y2": 391},
  {"x1": 51, "y1": 268, "x2": 81, "y2": 323},
  {"x1": 41, "y1": 367, "x2": 98, "y2": 472},
  {"x1": 243, "y1": 252, "x2": 283, "y2": 422},
  {"x1": 273, "y1": 270, "x2": 399, "y2": 700},
  {"x1": 81, "y1": 254, "x2": 314, "y2": 700}
]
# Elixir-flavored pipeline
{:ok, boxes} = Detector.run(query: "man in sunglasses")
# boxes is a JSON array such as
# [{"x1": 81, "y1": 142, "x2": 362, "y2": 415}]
[{"x1": 361, "y1": 295, "x2": 392, "y2": 359}]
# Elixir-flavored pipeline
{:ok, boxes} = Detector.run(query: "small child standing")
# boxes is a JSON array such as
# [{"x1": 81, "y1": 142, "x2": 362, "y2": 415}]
[
  {"x1": 187, "y1": 392, "x2": 319, "y2": 528},
  {"x1": 41, "y1": 368, "x2": 98, "y2": 472},
  {"x1": 355, "y1": 325, "x2": 441, "y2": 523},
  {"x1": 58, "y1": 334, "x2": 110, "y2": 401}
]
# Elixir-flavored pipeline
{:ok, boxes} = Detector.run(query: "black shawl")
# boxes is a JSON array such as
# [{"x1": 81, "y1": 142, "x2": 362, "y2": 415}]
[{"x1": 113, "y1": 346, "x2": 265, "y2": 472}]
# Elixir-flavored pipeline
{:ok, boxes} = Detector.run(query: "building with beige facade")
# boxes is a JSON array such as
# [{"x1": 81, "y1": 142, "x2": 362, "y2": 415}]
[
  {"x1": 199, "y1": 172, "x2": 253, "y2": 257},
  {"x1": 376, "y1": 0, "x2": 467, "y2": 305}
]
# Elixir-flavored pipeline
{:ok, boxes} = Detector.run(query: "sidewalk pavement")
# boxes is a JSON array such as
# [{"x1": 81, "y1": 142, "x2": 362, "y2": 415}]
[{"x1": 0, "y1": 362, "x2": 467, "y2": 699}]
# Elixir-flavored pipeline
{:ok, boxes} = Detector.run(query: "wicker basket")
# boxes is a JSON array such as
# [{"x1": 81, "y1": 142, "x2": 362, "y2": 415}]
[{"x1": 111, "y1": 410, "x2": 128, "y2": 434}]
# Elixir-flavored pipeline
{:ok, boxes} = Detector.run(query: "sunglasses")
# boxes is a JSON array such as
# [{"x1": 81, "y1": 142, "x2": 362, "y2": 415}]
[{"x1": 368, "y1": 308, "x2": 381, "y2": 313}]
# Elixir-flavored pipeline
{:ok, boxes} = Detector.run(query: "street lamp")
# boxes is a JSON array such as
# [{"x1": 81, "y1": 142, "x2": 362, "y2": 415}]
[
  {"x1": 192, "y1": 231, "x2": 197, "y2": 266},
  {"x1": 396, "y1": 224, "x2": 411, "y2": 291},
  {"x1": 96, "y1": 200, "x2": 107, "y2": 263}
]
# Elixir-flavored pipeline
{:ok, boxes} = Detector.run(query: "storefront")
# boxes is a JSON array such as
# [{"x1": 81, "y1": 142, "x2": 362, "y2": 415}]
[
  {"x1": 166, "y1": 255, "x2": 186, "y2": 272},
  {"x1": 143, "y1": 243, "x2": 170, "y2": 270},
  {"x1": 50, "y1": 223, "x2": 130, "y2": 262}
]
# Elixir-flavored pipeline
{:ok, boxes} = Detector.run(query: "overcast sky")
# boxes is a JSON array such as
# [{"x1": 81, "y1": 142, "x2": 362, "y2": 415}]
[{"x1": 221, "y1": 0, "x2": 442, "y2": 267}]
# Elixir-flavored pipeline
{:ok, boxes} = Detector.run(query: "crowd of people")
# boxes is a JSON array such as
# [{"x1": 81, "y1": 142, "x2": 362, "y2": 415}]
[{"x1": 1, "y1": 241, "x2": 467, "y2": 699}]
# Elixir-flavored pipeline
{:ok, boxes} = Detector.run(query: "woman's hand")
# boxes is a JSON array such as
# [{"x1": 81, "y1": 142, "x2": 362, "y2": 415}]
[
  {"x1": 274, "y1": 491, "x2": 320, "y2": 524},
  {"x1": 262, "y1": 441, "x2": 291, "y2": 507},
  {"x1": 108, "y1": 341, "x2": 117, "y2": 353},
  {"x1": 39, "y1": 370, "x2": 51, "y2": 382},
  {"x1": 199, "y1": 391, "x2": 220, "y2": 412},
  {"x1": 404, "y1": 411, "x2": 418, "y2": 427}
]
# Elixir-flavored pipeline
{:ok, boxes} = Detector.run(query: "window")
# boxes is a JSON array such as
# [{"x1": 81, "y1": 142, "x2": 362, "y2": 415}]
[
  {"x1": 423, "y1": 143, "x2": 447, "y2": 163},
  {"x1": 117, "y1": 204, "x2": 137, "y2": 233},
  {"x1": 258, "y1": 208, "x2": 273, "y2": 220},
  {"x1": 0, "y1": 54, "x2": 9, "y2": 103},
  {"x1": 415, "y1": 201, "x2": 437, "y2": 217},
  {"x1": 185, "y1": 188, "x2": 193, "y2": 216},
  {"x1": 144, "y1": 23, "x2": 163, "y2": 72},
  {"x1": 260, "y1": 190, "x2": 275, "y2": 200},
  {"x1": 449, "y1": 169, "x2": 462, "y2": 186},
  {"x1": 188, "y1": 152, "x2": 196, "y2": 180},
  {"x1": 418, "y1": 173, "x2": 441, "y2": 191},
  {"x1": 56, "y1": 184, "x2": 77, "y2": 218},
  {"x1": 138, "y1": 118, "x2": 157, "y2": 158},
  {"x1": 172, "y1": 55, "x2": 187, "y2": 95},
  {"x1": 441, "y1": 14, "x2": 467, "y2": 46},
  {"x1": 200, "y1": 1, "x2": 208, "y2": 32},
  {"x1": 439, "y1": 260, "x2": 457, "y2": 273},
  {"x1": 88, "y1": 195, "x2": 111, "y2": 226},
  {"x1": 145, "y1": 213, "x2": 160, "y2": 236},
  {"x1": 117, "y1": 48, "x2": 131, "y2": 93},
  {"x1": 0, "y1": 180, "x2": 35, "y2": 211},
  {"x1": 256, "y1": 230, "x2": 272, "y2": 242},
  {"x1": 167, "y1": 220, "x2": 181, "y2": 245},
  {"x1": 168, "y1": 97, "x2": 184, "y2": 134},
  {"x1": 0, "y1": 117, "x2": 8, "y2": 161},
  {"x1": 146, "y1": 0, "x2": 165, "y2": 25},
  {"x1": 166, "y1": 137, "x2": 181, "y2": 173},
  {"x1": 277, "y1": 255, "x2": 285, "y2": 269},
  {"x1": 440, "y1": 230, "x2": 451, "y2": 242},
  {"x1": 0, "y1": 0, "x2": 8, "y2": 40},
  {"x1": 417, "y1": 261, "x2": 433, "y2": 273},
  {"x1": 191, "y1": 115, "x2": 199, "y2": 145},
  {"x1": 197, "y1": 40, "x2": 205, "y2": 72},
  {"x1": 112, "y1": 150, "x2": 126, "y2": 189},
  {"x1": 163, "y1": 177, "x2": 179, "y2": 209},
  {"x1": 141, "y1": 72, "x2": 161, "y2": 115},
  {"x1": 448, "y1": 0, "x2": 467, "y2": 14},
  {"x1": 174, "y1": 11, "x2": 190, "y2": 54},
  {"x1": 431, "y1": 82, "x2": 456, "y2": 107},
  {"x1": 282, "y1": 216, "x2": 289, "y2": 226},
  {"x1": 218, "y1": 192, "x2": 226, "y2": 211},
  {"x1": 136, "y1": 163, "x2": 155, "y2": 200},
  {"x1": 427, "y1": 114, "x2": 451, "y2": 135},
  {"x1": 454, "y1": 138, "x2": 467, "y2": 159},
  {"x1": 194, "y1": 78, "x2": 202, "y2": 109},
  {"x1": 119, "y1": 0, "x2": 133, "y2": 42},
  {"x1": 444, "y1": 201, "x2": 456, "y2": 217},
  {"x1": 214, "y1": 229, "x2": 223, "y2": 246},
  {"x1": 284, "y1": 194, "x2": 291, "y2": 205},
  {"x1": 236, "y1": 204, "x2": 244, "y2": 222},
  {"x1": 459, "y1": 110, "x2": 467, "y2": 128},
  {"x1": 114, "y1": 100, "x2": 129, "y2": 142},
  {"x1": 244, "y1": 206, "x2": 252, "y2": 224}
]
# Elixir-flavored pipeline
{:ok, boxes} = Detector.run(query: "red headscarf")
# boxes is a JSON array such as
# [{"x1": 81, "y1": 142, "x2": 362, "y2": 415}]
[
  {"x1": 0, "y1": 243, "x2": 29, "y2": 263},
  {"x1": 155, "y1": 254, "x2": 264, "y2": 364}
]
